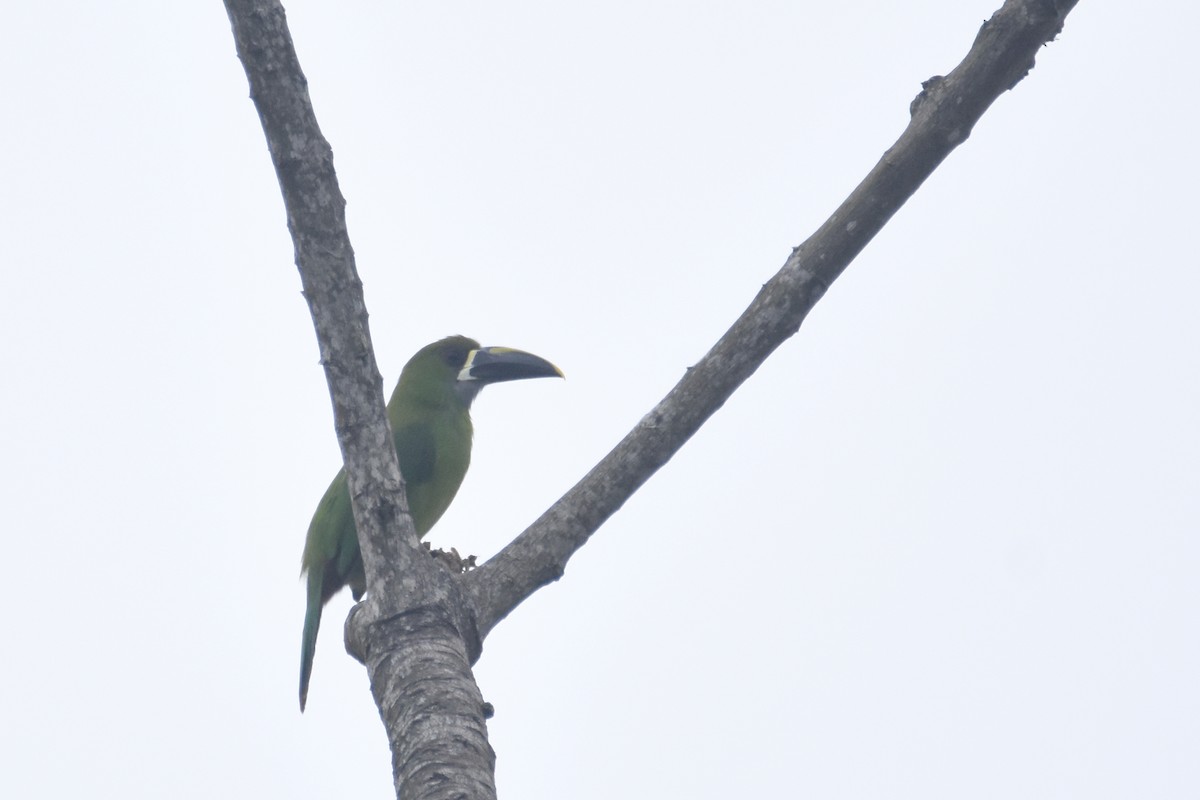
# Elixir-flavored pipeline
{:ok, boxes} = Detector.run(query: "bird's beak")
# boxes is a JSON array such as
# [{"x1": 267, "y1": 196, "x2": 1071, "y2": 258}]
[{"x1": 458, "y1": 346, "x2": 564, "y2": 384}]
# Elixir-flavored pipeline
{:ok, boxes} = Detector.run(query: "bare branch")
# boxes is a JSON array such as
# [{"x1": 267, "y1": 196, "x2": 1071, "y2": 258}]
[
  {"x1": 224, "y1": 2, "x2": 491, "y2": 797},
  {"x1": 222, "y1": 0, "x2": 423, "y2": 606},
  {"x1": 464, "y1": 0, "x2": 1081, "y2": 637}
]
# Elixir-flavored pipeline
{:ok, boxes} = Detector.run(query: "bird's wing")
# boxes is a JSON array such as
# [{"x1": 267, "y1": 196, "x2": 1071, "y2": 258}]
[{"x1": 395, "y1": 421, "x2": 436, "y2": 486}]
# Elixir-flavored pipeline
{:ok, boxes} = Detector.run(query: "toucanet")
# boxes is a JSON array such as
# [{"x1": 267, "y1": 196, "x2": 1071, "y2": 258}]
[{"x1": 299, "y1": 335, "x2": 561, "y2": 711}]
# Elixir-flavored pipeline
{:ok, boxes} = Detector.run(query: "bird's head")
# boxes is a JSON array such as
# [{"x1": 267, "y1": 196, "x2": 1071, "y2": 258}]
[{"x1": 398, "y1": 335, "x2": 563, "y2": 408}]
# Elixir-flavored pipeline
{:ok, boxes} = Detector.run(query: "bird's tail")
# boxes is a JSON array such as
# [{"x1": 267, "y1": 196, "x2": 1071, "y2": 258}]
[{"x1": 299, "y1": 567, "x2": 324, "y2": 712}]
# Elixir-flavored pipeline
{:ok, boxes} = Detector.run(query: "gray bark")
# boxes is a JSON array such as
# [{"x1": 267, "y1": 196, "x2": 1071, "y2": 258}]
[
  {"x1": 223, "y1": 3, "x2": 489, "y2": 797},
  {"x1": 222, "y1": 0, "x2": 1080, "y2": 797}
]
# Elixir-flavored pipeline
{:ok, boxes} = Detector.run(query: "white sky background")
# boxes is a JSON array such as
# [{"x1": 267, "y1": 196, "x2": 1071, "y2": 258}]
[{"x1": 2, "y1": 1, "x2": 1197, "y2": 797}]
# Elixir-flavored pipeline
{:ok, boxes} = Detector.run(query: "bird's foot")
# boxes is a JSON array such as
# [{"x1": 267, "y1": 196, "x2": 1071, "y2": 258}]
[{"x1": 422, "y1": 542, "x2": 478, "y2": 574}]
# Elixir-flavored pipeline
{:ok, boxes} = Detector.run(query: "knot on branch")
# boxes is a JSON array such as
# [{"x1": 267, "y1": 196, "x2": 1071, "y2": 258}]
[
  {"x1": 344, "y1": 562, "x2": 483, "y2": 668},
  {"x1": 910, "y1": 75, "x2": 945, "y2": 117}
]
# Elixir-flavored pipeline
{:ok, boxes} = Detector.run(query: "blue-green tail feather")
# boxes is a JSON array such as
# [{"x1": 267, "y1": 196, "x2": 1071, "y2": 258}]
[{"x1": 299, "y1": 568, "x2": 324, "y2": 712}]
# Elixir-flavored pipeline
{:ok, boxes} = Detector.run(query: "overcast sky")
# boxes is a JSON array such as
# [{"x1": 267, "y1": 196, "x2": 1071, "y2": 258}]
[{"x1": 3, "y1": 2, "x2": 1198, "y2": 798}]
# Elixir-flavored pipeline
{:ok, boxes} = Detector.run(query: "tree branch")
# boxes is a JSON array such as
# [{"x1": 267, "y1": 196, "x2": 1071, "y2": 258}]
[
  {"x1": 464, "y1": 0, "x2": 1081, "y2": 638},
  {"x1": 222, "y1": 0, "x2": 422, "y2": 608},
  {"x1": 224, "y1": 2, "x2": 490, "y2": 797}
]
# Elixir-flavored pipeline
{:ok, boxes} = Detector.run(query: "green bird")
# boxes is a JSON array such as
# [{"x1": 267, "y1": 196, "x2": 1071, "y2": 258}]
[{"x1": 299, "y1": 335, "x2": 562, "y2": 711}]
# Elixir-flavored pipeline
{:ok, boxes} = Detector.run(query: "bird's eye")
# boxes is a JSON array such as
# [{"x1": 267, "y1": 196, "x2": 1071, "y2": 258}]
[{"x1": 442, "y1": 347, "x2": 466, "y2": 367}]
